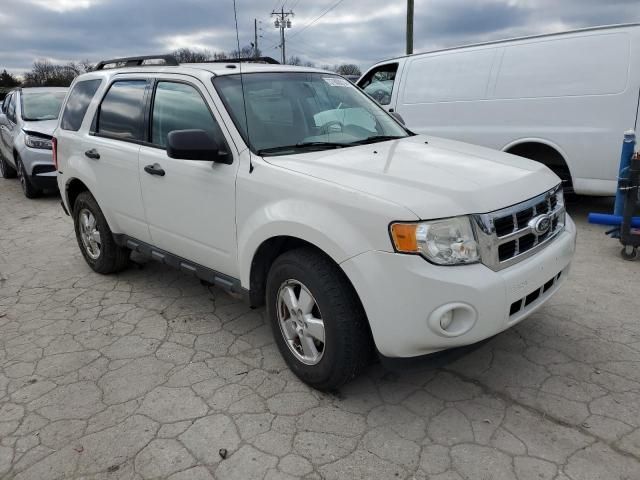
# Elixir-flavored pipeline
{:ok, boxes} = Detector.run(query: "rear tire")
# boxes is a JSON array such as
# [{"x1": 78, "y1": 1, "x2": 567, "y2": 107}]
[
  {"x1": 266, "y1": 247, "x2": 372, "y2": 390},
  {"x1": 0, "y1": 152, "x2": 17, "y2": 179},
  {"x1": 73, "y1": 191, "x2": 130, "y2": 274},
  {"x1": 16, "y1": 157, "x2": 40, "y2": 198}
]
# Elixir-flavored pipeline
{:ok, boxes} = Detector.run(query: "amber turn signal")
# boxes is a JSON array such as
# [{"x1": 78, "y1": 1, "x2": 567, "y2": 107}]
[{"x1": 390, "y1": 223, "x2": 418, "y2": 252}]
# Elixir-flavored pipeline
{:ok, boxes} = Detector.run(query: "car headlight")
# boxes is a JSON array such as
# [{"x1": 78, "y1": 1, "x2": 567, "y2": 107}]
[
  {"x1": 555, "y1": 185, "x2": 565, "y2": 208},
  {"x1": 24, "y1": 134, "x2": 52, "y2": 150},
  {"x1": 390, "y1": 216, "x2": 480, "y2": 265}
]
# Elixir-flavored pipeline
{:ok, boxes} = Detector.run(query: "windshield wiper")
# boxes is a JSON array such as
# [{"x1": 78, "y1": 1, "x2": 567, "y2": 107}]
[
  {"x1": 347, "y1": 135, "x2": 406, "y2": 146},
  {"x1": 257, "y1": 141, "x2": 346, "y2": 156}
]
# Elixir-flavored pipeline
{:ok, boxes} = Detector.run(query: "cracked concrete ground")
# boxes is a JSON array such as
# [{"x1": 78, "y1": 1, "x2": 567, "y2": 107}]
[{"x1": 0, "y1": 179, "x2": 639, "y2": 480}]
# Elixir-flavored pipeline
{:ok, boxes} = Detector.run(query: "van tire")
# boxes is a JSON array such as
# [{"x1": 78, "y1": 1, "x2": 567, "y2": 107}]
[
  {"x1": 73, "y1": 191, "x2": 130, "y2": 274},
  {"x1": 266, "y1": 247, "x2": 371, "y2": 390}
]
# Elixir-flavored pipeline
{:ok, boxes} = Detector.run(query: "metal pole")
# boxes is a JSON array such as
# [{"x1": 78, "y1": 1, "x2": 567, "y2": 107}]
[
  {"x1": 281, "y1": 7, "x2": 286, "y2": 64},
  {"x1": 406, "y1": 0, "x2": 414, "y2": 55},
  {"x1": 254, "y1": 19, "x2": 259, "y2": 59},
  {"x1": 614, "y1": 130, "x2": 636, "y2": 217}
]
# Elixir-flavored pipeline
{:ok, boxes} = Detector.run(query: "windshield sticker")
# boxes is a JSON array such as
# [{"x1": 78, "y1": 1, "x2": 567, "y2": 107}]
[{"x1": 323, "y1": 77, "x2": 351, "y2": 87}]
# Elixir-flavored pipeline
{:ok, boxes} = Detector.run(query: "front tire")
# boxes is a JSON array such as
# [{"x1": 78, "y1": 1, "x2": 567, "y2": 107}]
[
  {"x1": 16, "y1": 157, "x2": 40, "y2": 198},
  {"x1": 266, "y1": 247, "x2": 372, "y2": 390},
  {"x1": 73, "y1": 191, "x2": 130, "y2": 274}
]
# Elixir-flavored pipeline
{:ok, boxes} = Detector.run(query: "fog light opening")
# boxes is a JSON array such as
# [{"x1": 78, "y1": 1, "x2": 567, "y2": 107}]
[
  {"x1": 428, "y1": 303, "x2": 477, "y2": 338},
  {"x1": 440, "y1": 310, "x2": 454, "y2": 330}
]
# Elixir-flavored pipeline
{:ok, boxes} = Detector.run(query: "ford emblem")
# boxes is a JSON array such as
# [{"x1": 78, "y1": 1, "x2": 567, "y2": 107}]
[{"x1": 529, "y1": 215, "x2": 552, "y2": 236}]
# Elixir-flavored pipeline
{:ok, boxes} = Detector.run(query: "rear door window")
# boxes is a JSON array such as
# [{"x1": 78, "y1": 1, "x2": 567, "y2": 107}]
[
  {"x1": 61, "y1": 79, "x2": 102, "y2": 131},
  {"x1": 358, "y1": 63, "x2": 399, "y2": 105},
  {"x1": 96, "y1": 80, "x2": 148, "y2": 141}
]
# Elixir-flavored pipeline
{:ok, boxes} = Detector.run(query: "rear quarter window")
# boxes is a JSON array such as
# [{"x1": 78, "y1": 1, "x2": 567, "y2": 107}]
[
  {"x1": 61, "y1": 79, "x2": 102, "y2": 131},
  {"x1": 96, "y1": 80, "x2": 148, "y2": 141}
]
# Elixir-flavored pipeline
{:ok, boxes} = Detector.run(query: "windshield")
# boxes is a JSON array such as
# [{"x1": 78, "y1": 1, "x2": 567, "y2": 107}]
[
  {"x1": 213, "y1": 72, "x2": 410, "y2": 156},
  {"x1": 21, "y1": 91, "x2": 67, "y2": 121}
]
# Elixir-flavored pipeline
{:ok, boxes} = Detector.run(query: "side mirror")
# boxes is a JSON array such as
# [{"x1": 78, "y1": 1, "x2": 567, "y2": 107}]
[
  {"x1": 166, "y1": 129, "x2": 232, "y2": 164},
  {"x1": 390, "y1": 111, "x2": 406, "y2": 125}
]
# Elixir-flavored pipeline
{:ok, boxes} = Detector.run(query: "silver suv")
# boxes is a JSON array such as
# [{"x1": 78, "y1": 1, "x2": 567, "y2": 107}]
[{"x1": 0, "y1": 87, "x2": 68, "y2": 198}]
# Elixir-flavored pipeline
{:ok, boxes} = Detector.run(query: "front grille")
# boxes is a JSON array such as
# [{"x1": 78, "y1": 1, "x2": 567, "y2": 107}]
[
  {"x1": 473, "y1": 185, "x2": 566, "y2": 271},
  {"x1": 509, "y1": 271, "x2": 563, "y2": 317}
]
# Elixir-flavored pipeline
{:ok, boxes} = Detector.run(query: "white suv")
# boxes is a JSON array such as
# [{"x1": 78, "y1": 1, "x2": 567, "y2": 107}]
[{"x1": 54, "y1": 55, "x2": 576, "y2": 390}]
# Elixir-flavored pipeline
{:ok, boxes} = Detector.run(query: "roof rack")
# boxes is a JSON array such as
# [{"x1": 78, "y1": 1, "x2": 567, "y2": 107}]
[
  {"x1": 95, "y1": 55, "x2": 179, "y2": 70},
  {"x1": 204, "y1": 56, "x2": 280, "y2": 65}
]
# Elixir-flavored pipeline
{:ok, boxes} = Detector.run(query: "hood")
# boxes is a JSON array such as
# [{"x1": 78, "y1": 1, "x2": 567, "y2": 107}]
[
  {"x1": 22, "y1": 119, "x2": 57, "y2": 138},
  {"x1": 265, "y1": 135, "x2": 560, "y2": 219}
]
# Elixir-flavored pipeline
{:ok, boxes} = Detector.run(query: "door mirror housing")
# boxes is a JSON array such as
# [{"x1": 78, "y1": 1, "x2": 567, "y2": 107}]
[
  {"x1": 166, "y1": 129, "x2": 232, "y2": 164},
  {"x1": 390, "y1": 111, "x2": 406, "y2": 125}
]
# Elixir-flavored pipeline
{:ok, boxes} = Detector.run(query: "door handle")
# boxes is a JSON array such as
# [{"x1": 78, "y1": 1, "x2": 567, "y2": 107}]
[
  {"x1": 84, "y1": 148, "x2": 100, "y2": 160},
  {"x1": 144, "y1": 163, "x2": 165, "y2": 177}
]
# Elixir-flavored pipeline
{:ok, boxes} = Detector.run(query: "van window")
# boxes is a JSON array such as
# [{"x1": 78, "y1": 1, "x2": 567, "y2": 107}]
[
  {"x1": 402, "y1": 49, "x2": 495, "y2": 104},
  {"x1": 495, "y1": 33, "x2": 629, "y2": 99},
  {"x1": 358, "y1": 63, "x2": 398, "y2": 105},
  {"x1": 61, "y1": 79, "x2": 102, "y2": 131},
  {"x1": 96, "y1": 80, "x2": 147, "y2": 141},
  {"x1": 151, "y1": 81, "x2": 225, "y2": 149}
]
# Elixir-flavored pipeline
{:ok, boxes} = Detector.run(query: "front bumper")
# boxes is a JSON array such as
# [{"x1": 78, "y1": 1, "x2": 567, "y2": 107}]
[
  {"x1": 341, "y1": 215, "x2": 576, "y2": 358},
  {"x1": 19, "y1": 145, "x2": 58, "y2": 190}
]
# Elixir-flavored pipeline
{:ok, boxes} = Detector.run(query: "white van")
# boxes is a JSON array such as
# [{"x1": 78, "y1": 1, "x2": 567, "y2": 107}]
[{"x1": 358, "y1": 24, "x2": 640, "y2": 196}]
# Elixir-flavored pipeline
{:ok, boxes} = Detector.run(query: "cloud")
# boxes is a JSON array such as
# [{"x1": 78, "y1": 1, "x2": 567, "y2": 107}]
[{"x1": 0, "y1": 0, "x2": 639, "y2": 75}]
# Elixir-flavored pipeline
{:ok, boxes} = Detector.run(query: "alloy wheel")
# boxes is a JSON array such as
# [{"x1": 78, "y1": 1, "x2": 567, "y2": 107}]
[
  {"x1": 78, "y1": 208, "x2": 102, "y2": 260},
  {"x1": 276, "y1": 279, "x2": 326, "y2": 365}
]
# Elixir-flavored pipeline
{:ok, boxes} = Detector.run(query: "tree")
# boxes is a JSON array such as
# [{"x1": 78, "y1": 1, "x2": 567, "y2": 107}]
[
  {"x1": 287, "y1": 55, "x2": 303, "y2": 66},
  {"x1": 334, "y1": 64, "x2": 361, "y2": 76},
  {"x1": 171, "y1": 48, "x2": 213, "y2": 63},
  {"x1": 230, "y1": 45, "x2": 260, "y2": 59},
  {"x1": 22, "y1": 60, "x2": 81, "y2": 87},
  {"x1": 0, "y1": 70, "x2": 20, "y2": 88},
  {"x1": 78, "y1": 59, "x2": 95, "y2": 72}
]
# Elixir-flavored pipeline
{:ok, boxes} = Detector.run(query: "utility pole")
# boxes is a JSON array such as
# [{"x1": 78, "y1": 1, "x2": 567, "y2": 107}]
[
  {"x1": 406, "y1": 0, "x2": 414, "y2": 55},
  {"x1": 254, "y1": 18, "x2": 259, "y2": 59},
  {"x1": 271, "y1": 7, "x2": 294, "y2": 64}
]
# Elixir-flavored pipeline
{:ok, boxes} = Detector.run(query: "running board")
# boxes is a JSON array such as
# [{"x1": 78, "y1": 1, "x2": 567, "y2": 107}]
[{"x1": 113, "y1": 234, "x2": 248, "y2": 300}]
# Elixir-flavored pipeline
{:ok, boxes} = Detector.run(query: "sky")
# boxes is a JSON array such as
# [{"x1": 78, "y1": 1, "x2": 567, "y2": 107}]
[{"x1": 0, "y1": 0, "x2": 639, "y2": 75}]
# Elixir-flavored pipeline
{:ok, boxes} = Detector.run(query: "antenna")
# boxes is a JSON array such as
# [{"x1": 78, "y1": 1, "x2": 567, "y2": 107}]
[{"x1": 232, "y1": 0, "x2": 254, "y2": 173}]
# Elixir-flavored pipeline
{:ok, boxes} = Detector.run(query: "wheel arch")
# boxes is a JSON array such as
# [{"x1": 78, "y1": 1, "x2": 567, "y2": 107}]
[
  {"x1": 502, "y1": 138, "x2": 574, "y2": 187},
  {"x1": 246, "y1": 234, "x2": 360, "y2": 310},
  {"x1": 65, "y1": 177, "x2": 92, "y2": 215}
]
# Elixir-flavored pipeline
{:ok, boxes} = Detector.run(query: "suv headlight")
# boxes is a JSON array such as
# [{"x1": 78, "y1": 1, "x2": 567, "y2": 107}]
[
  {"x1": 24, "y1": 134, "x2": 52, "y2": 150},
  {"x1": 390, "y1": 216, "x2": 480, "y2": 265}
]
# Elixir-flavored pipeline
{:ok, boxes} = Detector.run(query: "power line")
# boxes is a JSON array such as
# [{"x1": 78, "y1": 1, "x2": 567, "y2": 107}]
[{"x1": 288, "y1": 0, "x2": 346, "y2": 39}]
